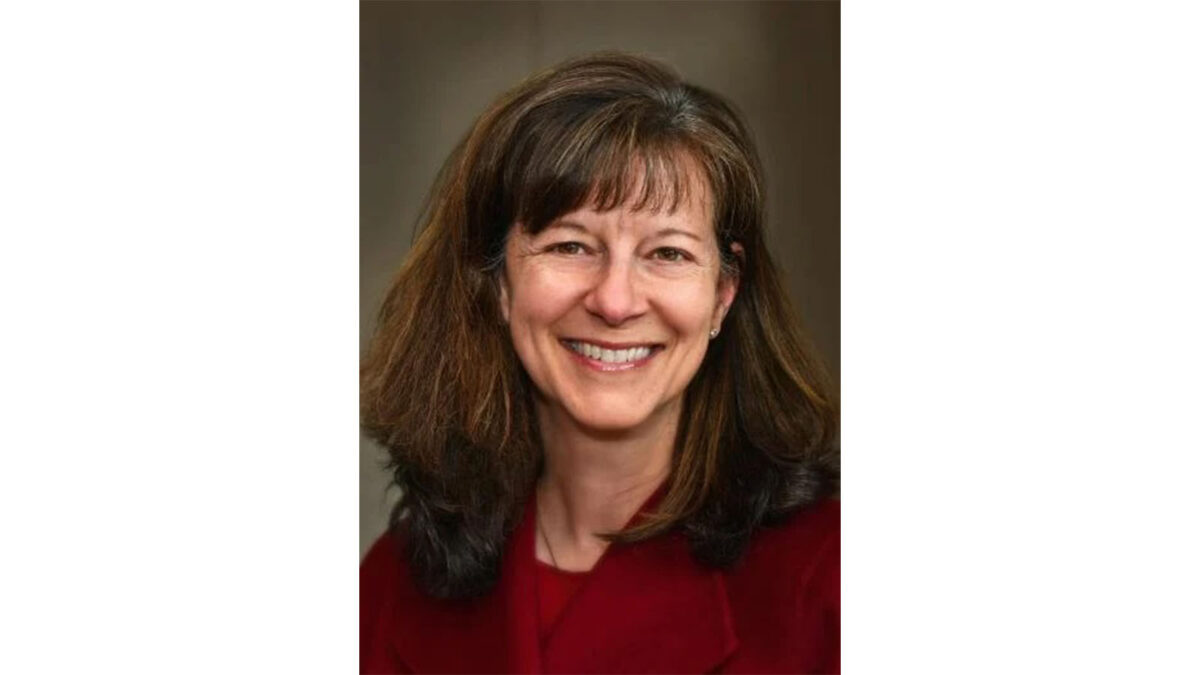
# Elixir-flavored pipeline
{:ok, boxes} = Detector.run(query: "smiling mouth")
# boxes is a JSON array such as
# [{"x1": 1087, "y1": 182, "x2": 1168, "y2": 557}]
[{"x1": 560, "y1": 339, "x2": 663, "y2": 369}]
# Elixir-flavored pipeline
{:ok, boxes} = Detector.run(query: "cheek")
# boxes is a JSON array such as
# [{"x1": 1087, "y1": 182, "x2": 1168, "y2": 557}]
[
  {"x1": 505, "y1": 267, "x2": 585, "y2": 377},
  {"x1": 654, "y1": 282, "x2": 720, "y2": 339},
  {"x1": 509, "y1": 269, "x2": 577, "y2": 326}
]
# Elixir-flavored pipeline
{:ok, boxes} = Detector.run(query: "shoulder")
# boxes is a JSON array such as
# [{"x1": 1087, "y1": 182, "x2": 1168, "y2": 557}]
[
  {"x1": 763, "y1": 498, "x2": 839, "y2": 547},
  {"x1": 361, "y1": 528, "x2": 417, "y2": 673},
  {"x1": 360, "y1": 528, "x2": 403, "y2": 624},
  {"x1": 720, "y1": 499, "x2": 840, "y2": 671},
  {"x1": 361, "y1": 528, "x2": 406, "y2": 590},
  {"x1": 732, "y1": 498, "x2": 839, "y2": 590},
  {"x1": 362, "y1": 525, "x2": 424, "y2": 614}
]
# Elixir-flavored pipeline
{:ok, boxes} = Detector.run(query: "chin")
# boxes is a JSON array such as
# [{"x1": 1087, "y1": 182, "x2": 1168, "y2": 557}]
[
  {"x1": 571, "y1": 410, "x2": 651, "y2": 433},
  {"x1": 563, "y1": 399, "x2": 657, "y2": 434}
]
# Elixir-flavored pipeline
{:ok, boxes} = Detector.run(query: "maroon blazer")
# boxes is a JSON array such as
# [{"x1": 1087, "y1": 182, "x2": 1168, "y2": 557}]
[{"x1": 361, "y1": 493, "x2": 839, "y2": 674}]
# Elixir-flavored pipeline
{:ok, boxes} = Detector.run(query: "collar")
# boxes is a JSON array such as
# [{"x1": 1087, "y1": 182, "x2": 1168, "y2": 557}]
[{"x1": 390, "y1": 485, "x2": 738, "y2": 673}]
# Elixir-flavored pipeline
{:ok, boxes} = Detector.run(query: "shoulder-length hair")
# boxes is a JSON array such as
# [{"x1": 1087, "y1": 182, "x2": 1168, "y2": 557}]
[{"x1": 362, "y1": 52, "x2": 838, "y2": 599}]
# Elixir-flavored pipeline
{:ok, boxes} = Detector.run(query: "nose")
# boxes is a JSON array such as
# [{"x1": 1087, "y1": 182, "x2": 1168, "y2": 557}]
[{"x1": 584, "y1": 256, "x2": 647, "y2": 326}]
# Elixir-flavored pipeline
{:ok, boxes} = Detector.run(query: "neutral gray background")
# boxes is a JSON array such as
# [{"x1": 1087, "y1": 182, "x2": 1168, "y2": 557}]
[{"x1": 360, "y1": 0, "x2": 839, "y2": 558}]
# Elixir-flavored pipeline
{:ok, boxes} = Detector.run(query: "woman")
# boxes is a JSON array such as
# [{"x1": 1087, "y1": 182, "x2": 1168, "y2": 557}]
[{"x1": 361, "y1": 52, "x2": 839, "y2": 674}]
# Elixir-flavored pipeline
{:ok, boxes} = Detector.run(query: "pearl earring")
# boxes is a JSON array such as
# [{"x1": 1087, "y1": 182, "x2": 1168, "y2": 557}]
[{"x1": 709, "y1": 328, "x2": 719, "y2": 339}]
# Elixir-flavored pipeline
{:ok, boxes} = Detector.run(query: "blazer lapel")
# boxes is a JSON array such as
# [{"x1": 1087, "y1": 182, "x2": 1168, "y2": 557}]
[{"x1": 541, "y1": 497, "x2": 739, "y2": 674}]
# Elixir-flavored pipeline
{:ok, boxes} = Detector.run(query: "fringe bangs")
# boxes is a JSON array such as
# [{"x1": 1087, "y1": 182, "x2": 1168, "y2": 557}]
[{"x1": 507, "y1": 99, "x2": 715, "y2": 235}]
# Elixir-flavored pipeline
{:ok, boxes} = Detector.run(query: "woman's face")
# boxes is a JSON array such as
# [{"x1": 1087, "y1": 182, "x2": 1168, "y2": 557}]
[{"x1": 499, "y1": 174, "x2": 737, "y2": 433}]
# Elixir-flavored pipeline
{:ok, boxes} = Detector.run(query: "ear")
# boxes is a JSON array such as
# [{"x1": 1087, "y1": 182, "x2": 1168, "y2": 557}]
[
  {"x1": 496, "y1": 225, "x2": 519, "y2": 325},
  {"x1": 713, "y1": 242, "x2": 743, "y2": 328},
  {"x1": 497, "y1": 269, "x2": 512, "y2": 324}
]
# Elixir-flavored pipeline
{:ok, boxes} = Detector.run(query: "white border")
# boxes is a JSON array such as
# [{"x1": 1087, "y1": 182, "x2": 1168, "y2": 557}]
[
  {"x1": 845, "y1": 1, "x2": 1200, "y2": 671},
  {"x1": 0, "y1": 2, "x2": 358, "y2": 671}
]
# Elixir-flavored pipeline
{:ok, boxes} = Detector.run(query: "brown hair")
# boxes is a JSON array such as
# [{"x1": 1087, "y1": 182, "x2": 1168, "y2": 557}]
[{"x1": 361, "y1": 52, "x2": 837, "y2": 599}]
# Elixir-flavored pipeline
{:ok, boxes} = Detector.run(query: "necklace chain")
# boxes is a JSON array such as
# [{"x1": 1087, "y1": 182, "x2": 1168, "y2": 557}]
[{"x1": 536, "y1": 496, "x2": 561, "y2": 569}]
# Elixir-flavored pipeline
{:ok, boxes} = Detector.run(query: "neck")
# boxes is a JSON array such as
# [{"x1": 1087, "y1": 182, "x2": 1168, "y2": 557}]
[{"x1": 533, "y1": 398, "x2": 677, "y2": 571}]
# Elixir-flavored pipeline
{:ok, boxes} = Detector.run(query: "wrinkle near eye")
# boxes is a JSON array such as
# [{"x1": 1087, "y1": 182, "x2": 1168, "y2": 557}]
[{"x1": 510, "y1": 236, "x2": 543, "y2": 259}]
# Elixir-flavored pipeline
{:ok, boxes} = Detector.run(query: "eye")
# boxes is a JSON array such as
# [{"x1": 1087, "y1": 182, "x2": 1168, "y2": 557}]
[
  {"x1": 548, "y1": 241, "x2": 588, "y2": 256},
  {"x1": 651, "y1": 247, "x2": 691, "y2": 263}
]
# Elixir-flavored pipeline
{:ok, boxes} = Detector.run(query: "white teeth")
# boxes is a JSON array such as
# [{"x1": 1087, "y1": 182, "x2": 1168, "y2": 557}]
[{"x1": 568, "y1": 341, "x2": 654, "y2": 364}]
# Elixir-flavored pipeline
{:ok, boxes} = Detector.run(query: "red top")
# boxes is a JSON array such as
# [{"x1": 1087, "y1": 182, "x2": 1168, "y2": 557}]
[
  {"x1": 361, "y1": 492, "x2": 839, "y2": 674},
  {"x1": 534, "y1": 560, "x2": 589, "y2": 646}
]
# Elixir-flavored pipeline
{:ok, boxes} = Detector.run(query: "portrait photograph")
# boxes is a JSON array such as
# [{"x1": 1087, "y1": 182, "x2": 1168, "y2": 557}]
[{"x1": 360, "y1": 2, "x2": 841, "y2": 673}]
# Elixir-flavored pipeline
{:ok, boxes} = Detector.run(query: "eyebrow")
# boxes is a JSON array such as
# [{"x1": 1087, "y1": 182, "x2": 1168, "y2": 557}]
[
  {"x1": 544, "y1": 220, "x2": 590, "y2": 235},
  {"x1": 652, "y1": 227, "x2": 702, "y2": 242},
  {"x1": 547, "y1": 220, "x2": 703, "y2": 242}
]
